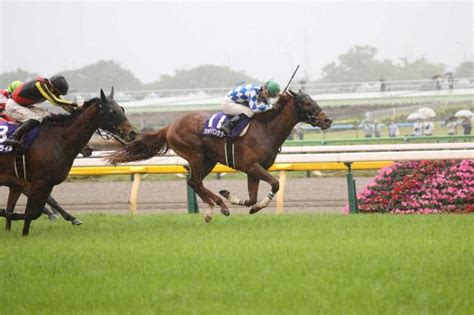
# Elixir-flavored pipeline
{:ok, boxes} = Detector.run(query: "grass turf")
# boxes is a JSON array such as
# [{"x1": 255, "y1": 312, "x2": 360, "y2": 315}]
[{"x1": 1, "y1": 213, "x2": 473, "y2": 314}]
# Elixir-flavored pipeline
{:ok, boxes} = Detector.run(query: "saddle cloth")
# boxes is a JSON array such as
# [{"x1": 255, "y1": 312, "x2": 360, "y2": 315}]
[
  {"x1": 0, "y1": 121, "x2": 40, "y2": 154},
  {"x1": 202, "y1": 112, "x2": 250, "y2": 140}
]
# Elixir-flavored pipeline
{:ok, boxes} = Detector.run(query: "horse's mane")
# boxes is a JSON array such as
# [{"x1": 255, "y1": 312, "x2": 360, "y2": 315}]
[
  {"x1": 252, "y1": 93, "x2": 294, "y2": 124},
  {"x1": 44, "y1": 97, "x2": 99, "y2": 126}
]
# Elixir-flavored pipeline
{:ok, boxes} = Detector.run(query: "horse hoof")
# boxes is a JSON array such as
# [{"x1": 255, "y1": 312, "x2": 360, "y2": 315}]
[
  {"x1": 71, "y1": 219, "x2": 83, "y2": 226},
  {"x1": 220, "y1": 208, "x2": 230, "y2": 216},
  {"x1": 48, "y1": 213, "x2": 58, "y2": 221},
  {"x1": 219, "y1": 190, "x2": 230, "y2": 199},
  {"x1": 249, "y1": 206, "x2": 260, "y2": 214},
  {"x1": 204, "y1": 214, "x2": 212, "y2": 223}
]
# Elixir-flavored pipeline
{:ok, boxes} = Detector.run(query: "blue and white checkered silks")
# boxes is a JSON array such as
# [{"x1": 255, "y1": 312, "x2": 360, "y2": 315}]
[{"x1": 227, "y1": 84, "x2": 273, "y2": 113}]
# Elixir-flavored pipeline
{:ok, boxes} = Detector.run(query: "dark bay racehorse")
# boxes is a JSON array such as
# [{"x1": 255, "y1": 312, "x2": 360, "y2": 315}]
[
  {"x1": 0, "y1": 88, "x2": 136, "y2": 235},
  {"x1": 108, "y1": 90, "x2": 332, "y2": 222}
]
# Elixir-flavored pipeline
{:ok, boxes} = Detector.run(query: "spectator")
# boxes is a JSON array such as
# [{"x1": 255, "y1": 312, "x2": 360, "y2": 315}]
[
  {"x1": 294, "y1": 123, "x2": 304, "y2": 140},
  {"x1": 423, "y1": 120, "x2": 434, "y2": 136},
  {"x1": 362, "y1": 120, "x2": 373, "y2": 138},
  {"x1": 413, "y1": 119, "x2": 423, "y2": 136},
  {"x1": 447, "y1": 73, "x2": 454, "y2": 90},
  {"x1": 373, "y1": 120, "x2": 383, "y2": 137},
  {"x1": 379, "y1": 76, "x2": 386, "y2": 92},
  {"x1": 388, "y1": 121, "x2": 399, "y2": 137},
  {"x1": 446, "y1": 117, "x2": 457, "y2": 135},
  {"x1": 462, "y1": 117, "x2": 472, "y2": 135}
]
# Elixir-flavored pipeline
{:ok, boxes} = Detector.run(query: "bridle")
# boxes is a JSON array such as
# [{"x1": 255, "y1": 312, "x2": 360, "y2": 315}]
[
  {"x1": 93, "y1": 98, "x2": 128, "y2": 145},
  {"x1": 294, "y1": 94, "x2": 322, "y2": 126}
]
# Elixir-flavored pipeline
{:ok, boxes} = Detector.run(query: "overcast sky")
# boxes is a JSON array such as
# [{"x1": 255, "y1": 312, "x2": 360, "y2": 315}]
[{"x1": 0, "y1": 0, "x2": 472, "y2": 84}]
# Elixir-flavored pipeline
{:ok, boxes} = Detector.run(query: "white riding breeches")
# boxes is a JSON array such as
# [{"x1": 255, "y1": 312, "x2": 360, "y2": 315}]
[
  {"x1": 221, "y1": 98, "x2": 254, "y2": 117},
  {"x1": 5, "y1": 99, "x2": 48, "y2": 123}
]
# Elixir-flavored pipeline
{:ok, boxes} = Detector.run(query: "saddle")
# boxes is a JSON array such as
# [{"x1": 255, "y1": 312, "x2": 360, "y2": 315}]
[
  {"x1": 202, "y1": 112, "x2": 251, "y2": 140},
  {"x1": 202, "y1": 112, "x2": 252, "y2": 169},
  {"x1": 0, "y1": 121, "x2": 40, "y2": 154}
]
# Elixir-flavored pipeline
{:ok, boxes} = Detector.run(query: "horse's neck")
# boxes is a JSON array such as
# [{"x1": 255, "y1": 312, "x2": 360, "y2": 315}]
[
  {"x1": 58, "y1": 105, "x2": 100, "y2": 157},
  {"x1": 261, "y1": 103, "x2": 299, "y2": 147}
]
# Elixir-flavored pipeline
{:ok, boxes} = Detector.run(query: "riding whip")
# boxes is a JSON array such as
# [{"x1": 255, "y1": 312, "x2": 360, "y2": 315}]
[{"x1": 282, "y1": 64, "x2": 300, "y2": 94}]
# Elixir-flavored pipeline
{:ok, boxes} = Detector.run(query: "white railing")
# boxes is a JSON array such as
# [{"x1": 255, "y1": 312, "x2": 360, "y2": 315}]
[
  {"x1": 69, "y1": 77, "x2": 474, "y2": 102},
  {"x1": 70, "y1": 143, "x2": 473, "y2": 214}
]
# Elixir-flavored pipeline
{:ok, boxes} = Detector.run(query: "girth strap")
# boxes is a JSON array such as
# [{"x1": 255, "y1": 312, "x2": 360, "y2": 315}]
[
  {"x1": 13, "y1": 147, "x2": 27, "y2": 180},
  {"x1": 224, "y1": 138, "x2": 236, "y2": 169}
]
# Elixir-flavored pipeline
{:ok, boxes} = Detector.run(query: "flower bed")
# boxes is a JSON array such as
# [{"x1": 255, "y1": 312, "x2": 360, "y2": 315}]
[{"x1": 353, "y1": 160, "x2": 474, "y2": 214}]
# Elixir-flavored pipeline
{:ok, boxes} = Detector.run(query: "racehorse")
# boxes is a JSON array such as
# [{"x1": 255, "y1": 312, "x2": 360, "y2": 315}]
[
  {"x1": 107, "y1": 90, "x2": 332, "y2": 222},
  {"x1": 0, "y1": 88, "x2": 137, "y2": 235}
]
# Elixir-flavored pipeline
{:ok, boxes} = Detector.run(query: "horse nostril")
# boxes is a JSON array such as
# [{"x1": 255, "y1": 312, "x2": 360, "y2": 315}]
[{"x1": 129, "y1": 131, "x2": 137, "y2": 140}]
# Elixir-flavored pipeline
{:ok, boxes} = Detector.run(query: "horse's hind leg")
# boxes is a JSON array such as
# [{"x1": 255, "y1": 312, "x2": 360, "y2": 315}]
[
  {"x1": 220, "y1": 175, "x2": 260, "y2": 207},
  {"x1": 5, "y1": 187, "x2": 22, "y2": 231},
  {"x1": 42, "y1": 206, "x2": 58, "y2": 221},
  {"x1": 46, "y1": 195, "x2": 82, "y2": 225}
]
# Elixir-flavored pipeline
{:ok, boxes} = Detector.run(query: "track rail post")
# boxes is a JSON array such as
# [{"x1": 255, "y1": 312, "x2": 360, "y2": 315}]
[
  {"x1": 184, "y1": 165, "x2": 199, "y2": 214},
  {"x1": 276, "y1": 171, "x2": 287, "y2": 214},
  {"x1": 344, "y1": 162, "x2": 359, "y2": 214},
  {"x1": 129, "y1": 173, "x2": 141, "y2": 215}
]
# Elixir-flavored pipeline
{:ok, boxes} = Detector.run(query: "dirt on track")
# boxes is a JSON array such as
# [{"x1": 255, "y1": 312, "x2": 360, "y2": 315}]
[{"x1": 0, "y1": 177, "x2": 372, "y2": 215}]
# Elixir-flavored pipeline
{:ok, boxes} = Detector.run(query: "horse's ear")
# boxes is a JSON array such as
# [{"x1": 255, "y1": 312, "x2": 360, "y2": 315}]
[
  {"x1": 110, "y1": 86, "x2": 114, "y2": 99},
  {"x1": 100, "y1": 89, "x2": 107, "y2": 103},
  {"x1": 289, "y1": 89, "x2": 297, "y2": 97}
]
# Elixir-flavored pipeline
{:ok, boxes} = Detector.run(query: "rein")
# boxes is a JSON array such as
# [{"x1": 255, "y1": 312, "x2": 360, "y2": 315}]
[{"x1": 95, "y1": 129, "x2": 127, "y2": 146}]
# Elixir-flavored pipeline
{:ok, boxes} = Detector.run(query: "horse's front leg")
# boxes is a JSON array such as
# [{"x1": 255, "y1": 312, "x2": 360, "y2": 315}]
[
  {"x1": 22, "y1": 183, "x2": 53, "y2": 236},
  {"x1": 245, "y1": 163, "x2": 279, "y2": 214},
  {"x1": 219, "y1": 175, "x2": 260, "y2": 207}
]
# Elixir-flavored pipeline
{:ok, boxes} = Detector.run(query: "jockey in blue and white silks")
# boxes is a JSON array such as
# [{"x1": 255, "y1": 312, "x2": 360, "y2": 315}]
[{"x1": 220, "y1": 80, "x2": 280, "y2": 136}]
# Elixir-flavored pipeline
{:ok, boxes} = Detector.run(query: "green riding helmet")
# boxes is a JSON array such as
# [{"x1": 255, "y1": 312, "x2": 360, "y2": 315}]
[
  {"x1": 6, "y1": 80, "x2": 23, "y2": 94},
  {"x1": 265, "y1": 80, "x2": 280, "y2": 97}
]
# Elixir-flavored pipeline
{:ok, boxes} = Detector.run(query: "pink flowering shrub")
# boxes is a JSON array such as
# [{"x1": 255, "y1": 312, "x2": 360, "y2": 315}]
[{"x1": 355, "y1": 160, "x2": 474, "y2": 214}]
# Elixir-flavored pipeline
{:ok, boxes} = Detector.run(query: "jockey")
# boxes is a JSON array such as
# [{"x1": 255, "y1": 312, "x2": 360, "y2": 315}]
[
  {"x1": 220, "y1": 80, "x2": 281, "y2": 135},
  {"x1": 6, "y1": 80, "x2": 23, "y2": 96},
  {"x1": 0, "y1": 81, "x2": 23, "y2": 120},
  {"x1": 4, "y1": 75, "x2": 77, "y2": 146}
]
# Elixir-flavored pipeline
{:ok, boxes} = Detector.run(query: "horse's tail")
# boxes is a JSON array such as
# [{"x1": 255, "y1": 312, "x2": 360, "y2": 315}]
[{"x1": 107, "y1": 126, "x2": 170, "y2": 165}]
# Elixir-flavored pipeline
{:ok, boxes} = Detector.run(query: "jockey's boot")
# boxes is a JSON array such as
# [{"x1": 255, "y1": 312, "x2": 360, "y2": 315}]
[
  {"x1": 4, "y1": 119, "x2": 40, "y2": 147},
  {"x1": 220, "y1": 113, "x2": 249, "y2": 136}
]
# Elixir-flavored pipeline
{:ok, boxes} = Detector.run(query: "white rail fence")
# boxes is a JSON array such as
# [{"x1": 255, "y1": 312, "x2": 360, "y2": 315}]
[{"x1": 71, "y1": 143, "x2": 474, "y2": 214}]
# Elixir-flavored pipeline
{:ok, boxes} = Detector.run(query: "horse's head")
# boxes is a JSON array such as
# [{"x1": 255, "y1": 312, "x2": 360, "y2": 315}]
[
  {"x1": 97, "y1": 87, "x2": 137, "y2": 142},
  {"x1": 287, "y1": 89, "x2": 332, "y2": 130}
]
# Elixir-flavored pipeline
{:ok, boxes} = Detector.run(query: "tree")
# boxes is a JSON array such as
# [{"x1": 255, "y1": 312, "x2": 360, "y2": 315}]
[
  {"x1": 146, "y1": 65, "x2": 260, "y2": 89},
  {"x1": 57, "y1": 60, "x2": 144, "y2": 92},
  {"x1": 455, "y1": 61, "x2": 474, "y2": 77},
  {"x1": 321, "y1": 45, "x2": 389, "y2": 82},
  {"x1": 394, "y1": 57, "x2": 444, "y2": 80},
  {"x1": 319, "y1": 45, "x2": 445, "y2": 82},
  {"x1": 0, "y1": 68, "x2": 39, "y2": 89}
]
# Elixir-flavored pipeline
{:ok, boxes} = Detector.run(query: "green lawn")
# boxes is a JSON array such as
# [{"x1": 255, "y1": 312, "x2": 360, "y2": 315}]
[{"x1": 1, "y1": 214, "x2": 473, "y2": 314}]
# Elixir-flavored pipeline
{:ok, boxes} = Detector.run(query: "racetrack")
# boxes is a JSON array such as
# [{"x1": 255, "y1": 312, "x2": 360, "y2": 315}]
[{"x1": 0, "y1": 177, "x2": 372, "y2": 215}]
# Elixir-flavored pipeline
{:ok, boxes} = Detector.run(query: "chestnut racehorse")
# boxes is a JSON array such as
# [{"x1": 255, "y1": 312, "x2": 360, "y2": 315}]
[
  {"x1": 108, "y1": 90, "x2": 332, "y2": 222},
  {"x1": 0, "y1": 88, "x2": 136, "y2": 235}
]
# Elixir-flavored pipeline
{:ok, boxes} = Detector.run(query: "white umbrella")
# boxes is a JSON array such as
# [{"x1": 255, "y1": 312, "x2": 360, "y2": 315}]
[
  {"x1": 417, "y1": 107, "x2": 436, "y2": 118},
  {"x1": 407, "y1": 112, "x2": 422, "y2": 121},
  {"x1": 454, "y1": 109, "x2": 473, "y2": 118}
]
